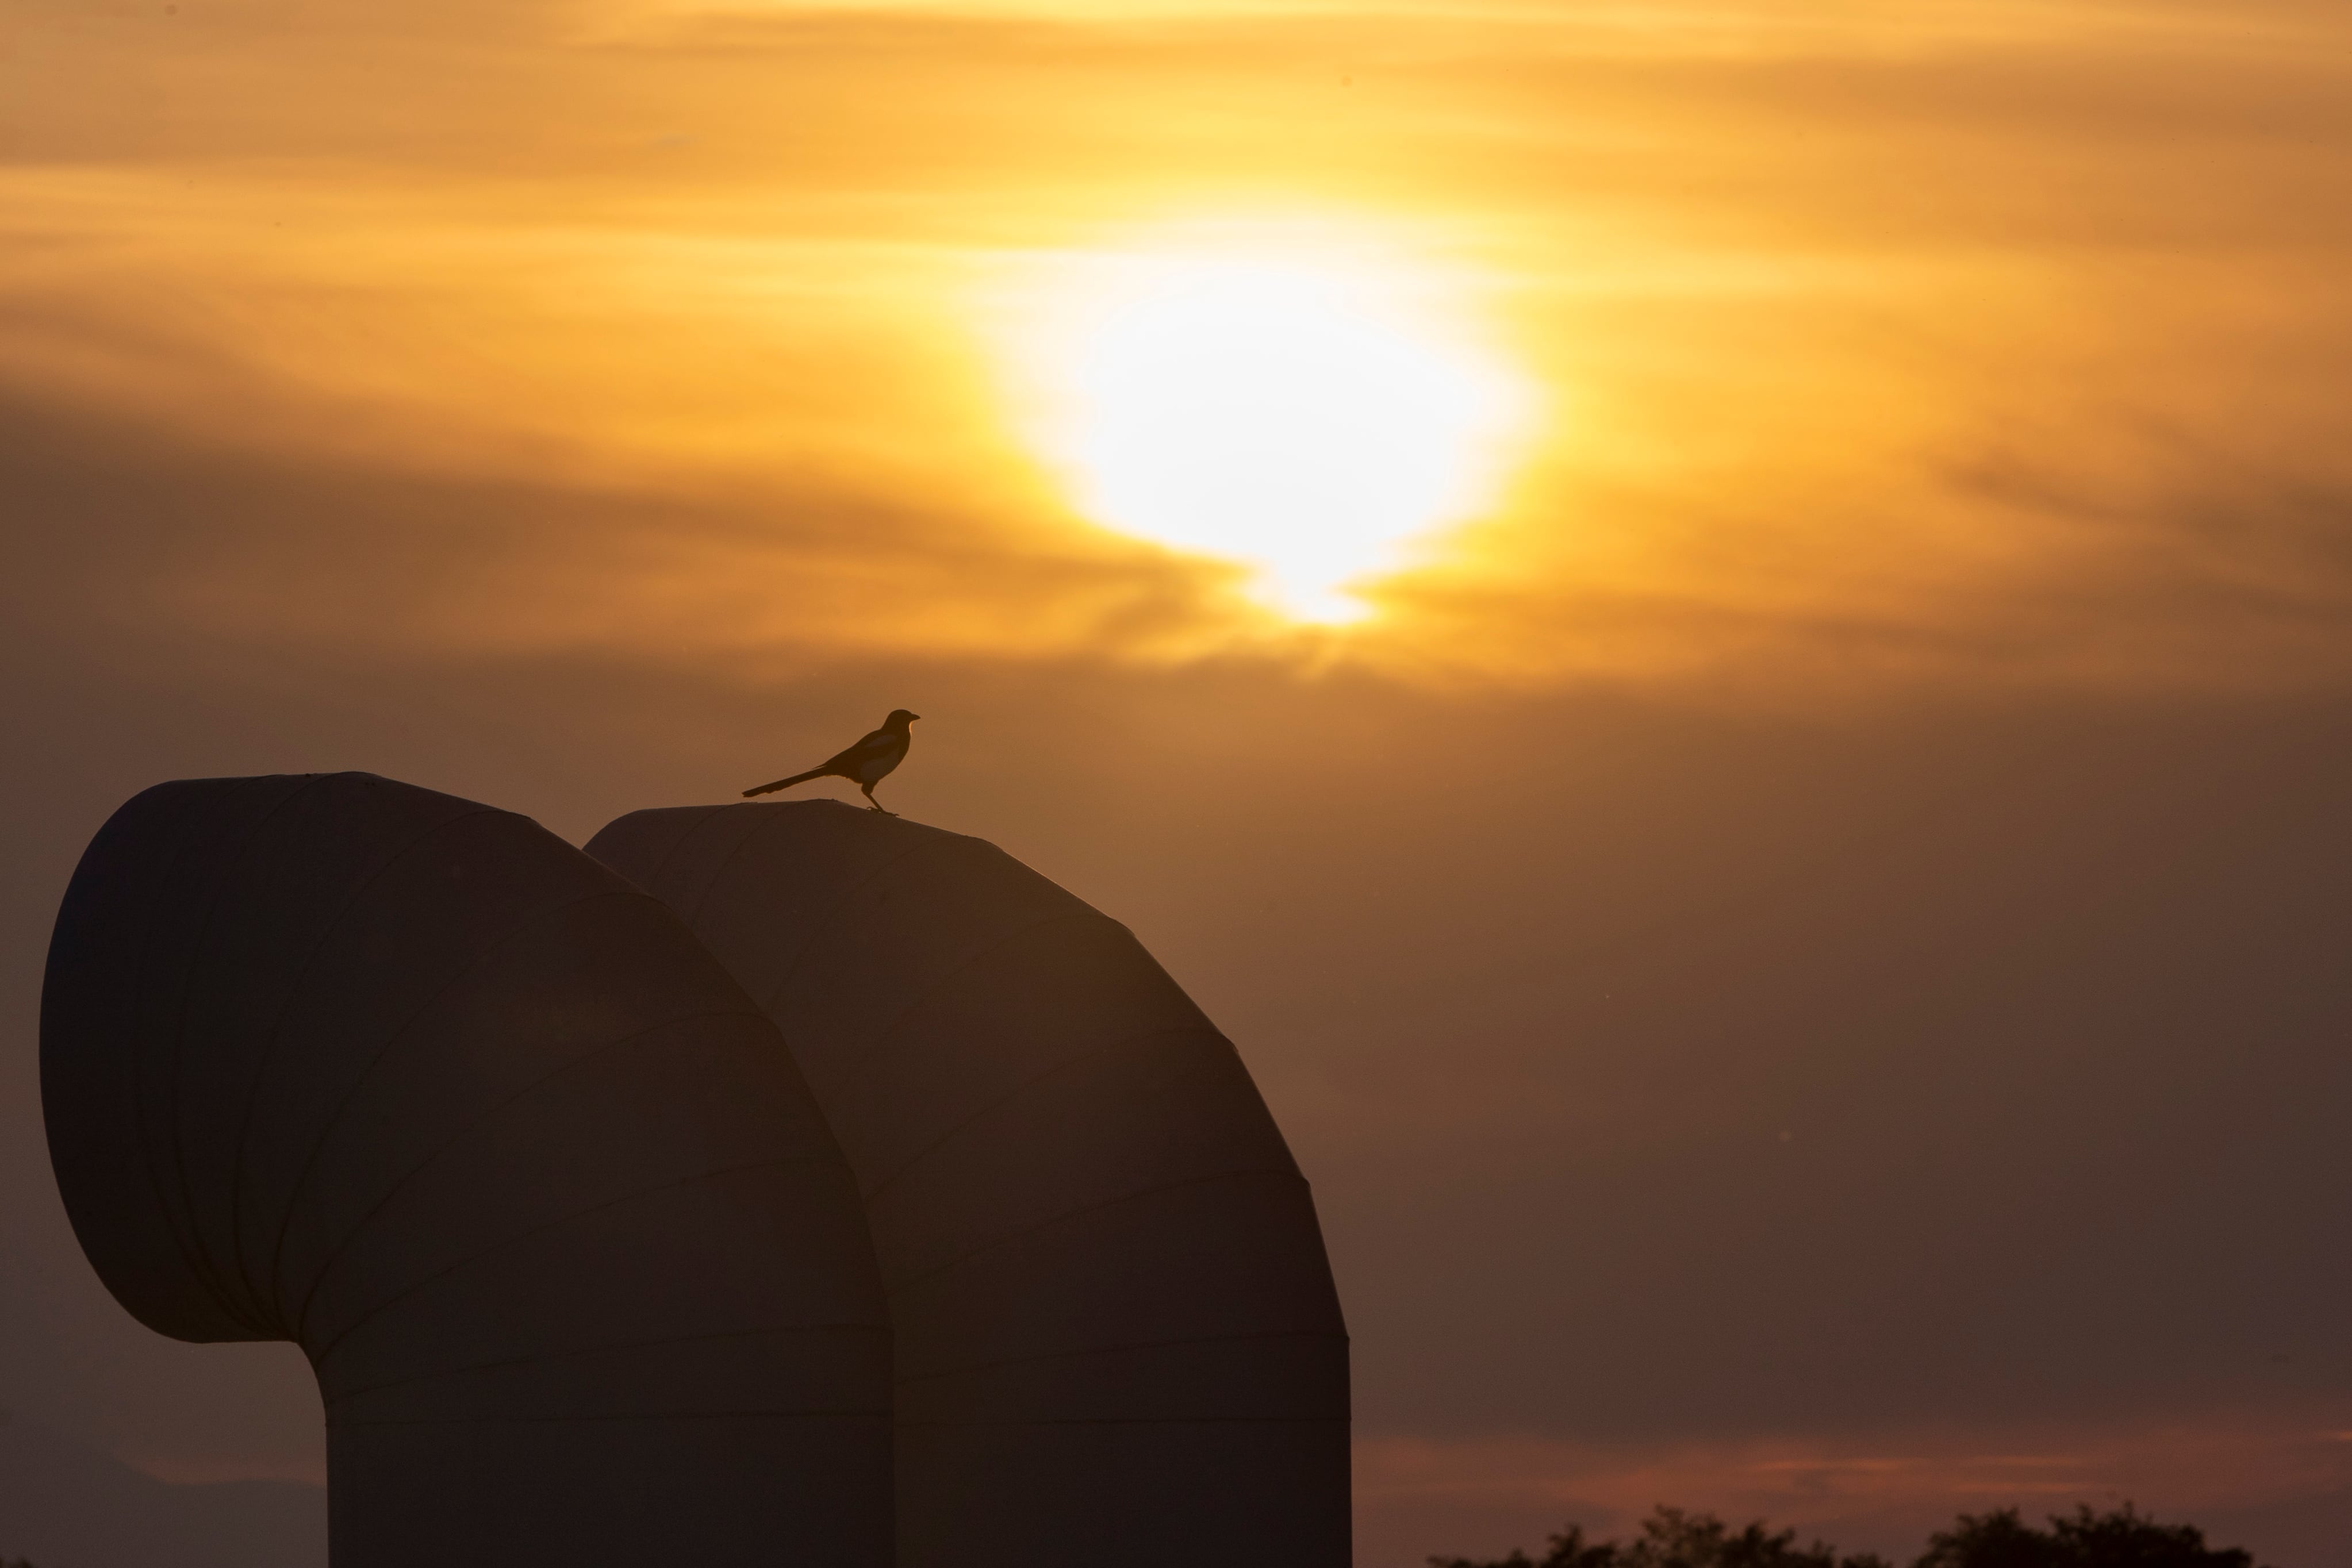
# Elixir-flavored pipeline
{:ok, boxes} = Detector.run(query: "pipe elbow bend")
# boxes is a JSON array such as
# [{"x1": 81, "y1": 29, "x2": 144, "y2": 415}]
[
  {"x1": 41, "y1": 774, "x2": 892, "y2": 1567},
  {"x1": 588, "y1": 801, "x2": 1351, "y2": 1568}
]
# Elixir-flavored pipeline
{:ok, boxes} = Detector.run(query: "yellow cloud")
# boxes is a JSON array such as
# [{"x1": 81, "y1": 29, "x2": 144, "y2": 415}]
[{"x1": 5, "y1": 0, "x2": 2349, "y2": 691}]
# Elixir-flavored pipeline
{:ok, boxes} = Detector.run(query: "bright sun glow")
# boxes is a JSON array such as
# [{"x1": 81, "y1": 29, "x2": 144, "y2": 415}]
[{"x1": 1006, "y1": 229, "x2": 1531, "y2": 622}]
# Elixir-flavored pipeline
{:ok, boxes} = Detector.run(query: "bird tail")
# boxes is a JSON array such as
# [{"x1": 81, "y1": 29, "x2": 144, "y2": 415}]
[{"x1": 742, "y1": 768, "x2": 827, "y2": 799}]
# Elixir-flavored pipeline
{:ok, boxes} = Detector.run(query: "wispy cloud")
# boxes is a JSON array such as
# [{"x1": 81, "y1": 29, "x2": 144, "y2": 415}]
[{"x1": 5, "y1": 0, "x2": 2348, "y2": 691}]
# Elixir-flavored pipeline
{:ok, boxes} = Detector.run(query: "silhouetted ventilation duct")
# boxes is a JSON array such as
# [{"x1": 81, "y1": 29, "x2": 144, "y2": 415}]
[
  {"x1": 41, "y1": 774, "x2": 893, "y2": 1568},
  {"x1": 587, "y1": 800, "x2": 1350, "y2": 1568}
]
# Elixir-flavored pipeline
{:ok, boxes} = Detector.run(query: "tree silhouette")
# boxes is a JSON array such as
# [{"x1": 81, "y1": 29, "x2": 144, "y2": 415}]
[
  {"x1": 1917, "y1": 1505, "x2": 2260, "y2": 1568},
  {"x1": 1430, "y1": 1505, "x2": 1890, "y2": 1568},
  {"x1": 1434, "y1": 1505, "x2": 2270, "y2": 1568}
]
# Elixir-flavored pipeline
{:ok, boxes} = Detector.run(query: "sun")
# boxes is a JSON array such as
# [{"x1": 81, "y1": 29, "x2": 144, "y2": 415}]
[{"x1": 1002, "y1": 227, "x2": 1530, "y2": 622}]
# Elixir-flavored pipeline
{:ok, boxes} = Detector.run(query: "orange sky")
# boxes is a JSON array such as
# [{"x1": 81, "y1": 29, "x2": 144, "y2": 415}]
[
  {"x1": 5, "y1": 3, "x2": 2352, "y2": 1565},
  {"x1": 7, "y1": 0, "x2": 2351, "y2": 687}
]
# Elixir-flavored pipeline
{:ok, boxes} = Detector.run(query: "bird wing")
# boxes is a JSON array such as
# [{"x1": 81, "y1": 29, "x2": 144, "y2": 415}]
[{"x1": 818, "y1": 727, "x2": 899, "y2": 775}]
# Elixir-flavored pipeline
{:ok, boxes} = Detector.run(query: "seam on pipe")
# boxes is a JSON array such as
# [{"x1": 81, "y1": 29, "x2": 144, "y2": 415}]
[
  {"x1": 776, "y1": 906, "x2": 1099, "y2": 1078},
  {"x1": 678, "y1": 800, "x2": 884, "y2": 927},
  {"x1": 306, "y1": 1151, "x2": 834, "y2": 1370},
  {"x1": 858, "y1": 1023, "x2": 1219, "y2": 1203},
  {"x1": 636, "y1": 804, "x2": 732, "y2": 897},
  {"x1": 228, "y1": 804, "x2": 523, "y2": 1329},
  {"x1": 673, "y1": 805, "x2": 795, "y2": 925},
  {"x1": 327, "y1": 1409, "x2": 894, "y2": 1427},
  {"x1": 146, "y1": 777, "x2": 322, "y2": 1334},
  {"x1": 328, "y1": 1321, "x2": 892, "y2": 1401},
  {"x1": 168, "y1": 778, "x2": 339, "y2": 1328},
  {"x1": 881, "y1": 1166, "x2": 1311, "y2": 1297},
  {"x1": 894, "y1": 1327, "x2": 1346, "y2": 1385},
  {"x1": 106, "y1": 782, "x2": 258, "y2": 1337},
  {"x1": 262, "y1": 887, "x2": 649, "y2": 1310},
  {"x1": 895, "y1": 1416, "x2": 1350, "y2": 1428},
  {"x1": 155, "y1": 775, "x2": 383, "y2": 1336},
  {"x1": 749, "y1": 830, "x2": 987, "y2": 1014},
  {"x1": 676, "y1": 801, "x2": 970, "y2": 932},
  {"x1": 289, "y1": 1004, "x2": 755, "y2": 1345}
]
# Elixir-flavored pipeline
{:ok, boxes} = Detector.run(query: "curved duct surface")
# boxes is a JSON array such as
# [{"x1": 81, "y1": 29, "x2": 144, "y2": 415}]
[
  {"x1": 586, "y1": 800, "x2": 1350, "y2": 1568},
  {"x1": 41, "y1": 774, "x2": 893, "y2": 1567}
]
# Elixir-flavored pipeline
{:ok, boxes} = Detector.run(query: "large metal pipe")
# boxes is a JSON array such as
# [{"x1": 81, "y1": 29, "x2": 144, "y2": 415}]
[
  {"x1": 586, "y1": 800, "x2": 1350, "y2": 1568},
  {"x1": 41, "y1": 773, "x2": 893, "y2": 1567}
]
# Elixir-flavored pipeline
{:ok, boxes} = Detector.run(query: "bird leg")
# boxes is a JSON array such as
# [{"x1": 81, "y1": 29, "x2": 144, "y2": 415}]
[{"x1": 861, "y1": 784, "x2": 896, "y2": 816}]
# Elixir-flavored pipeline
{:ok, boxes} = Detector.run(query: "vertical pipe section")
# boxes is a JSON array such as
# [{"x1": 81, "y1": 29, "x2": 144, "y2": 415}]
[
  {"x1": 586, "y1": 800, "x2": 1350, "y2": 1568},
  {"x1": 42, "y1": 774, "x2": 893, "y2": 1568}
]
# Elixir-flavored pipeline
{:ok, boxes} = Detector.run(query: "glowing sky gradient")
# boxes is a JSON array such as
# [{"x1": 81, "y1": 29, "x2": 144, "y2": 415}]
[
  {"x1": 3, "y1": 1, "x2": 2351, "y2": 1563},
  {"x1": 1002, "y1": 230, "x2": 1532, "y2": 620},
  {"x1": 7, "y1": 0, "x2": 2350, "y2": 682}
]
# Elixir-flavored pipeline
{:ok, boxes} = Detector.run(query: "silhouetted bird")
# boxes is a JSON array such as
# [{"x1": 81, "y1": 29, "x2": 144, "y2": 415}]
[{"x1": 743, "y1": 709, "x2": 920, "y2": 814}]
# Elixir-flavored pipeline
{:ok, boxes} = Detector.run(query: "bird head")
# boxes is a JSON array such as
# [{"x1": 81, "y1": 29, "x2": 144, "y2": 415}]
[{"x1": 885, "y1": 709, "x2": 920, "y2": 728}]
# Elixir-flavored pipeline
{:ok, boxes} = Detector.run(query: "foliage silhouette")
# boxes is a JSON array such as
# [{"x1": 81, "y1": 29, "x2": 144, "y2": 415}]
[
  {"x1": 1432, "y1": 1505, "x2": 2270, "y2": 1568},
  {"x1": 1916, "y1": 1506, "x2": 2260, "y2": 1568},
  {"x1": 1429, "y1": 1505, "x2": 1890, "y2": 1568}
]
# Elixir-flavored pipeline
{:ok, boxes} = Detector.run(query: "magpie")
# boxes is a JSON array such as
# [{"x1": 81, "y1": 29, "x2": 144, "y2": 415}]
[{"x1": 743, "y1": 709, "x2": 920, "y2": 814}]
